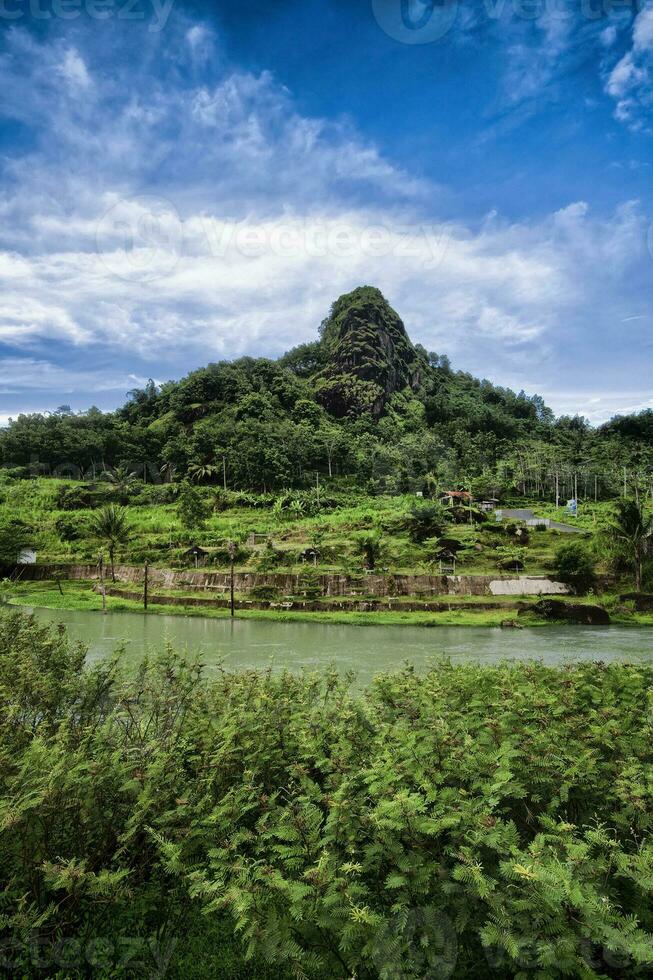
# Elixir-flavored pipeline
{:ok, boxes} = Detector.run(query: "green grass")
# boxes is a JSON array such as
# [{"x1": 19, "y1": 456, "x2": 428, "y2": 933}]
[
  {"x1": 6, "y1": 581, "x2": 551, "y2": 627},
  {"x1": 0, "y1": 477, "x2": 614, "y2": 577},
  {"x1": 12, "y1": 580, "x2": 653, "y2": 628}
]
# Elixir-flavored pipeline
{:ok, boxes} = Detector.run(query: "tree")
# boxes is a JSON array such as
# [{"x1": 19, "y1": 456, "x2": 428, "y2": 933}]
[
  {"x1": 553, "y1": 542, "x2": 596, "y2": 594},
  {"x1": 177, "y1": 485, "x2": 211, "y2": 531},
  {"x1": 405, "y1": 502, "x2": 448, "y2": 543},
  {"x1": 606, "y1": 498, "x2": 653, "y2": 592},
  {"x1": 187, "y1": 462, "x2": 219, "y2": 485},
  {"x1": 353, "y1": 531, "x2": 385, "y2": 571},
  {"x1": 89, "y1": 505, "x2": 130, "y2": 582},
  {"x1": 0, "y1": 518, "x2": 34, "y2": 564}
]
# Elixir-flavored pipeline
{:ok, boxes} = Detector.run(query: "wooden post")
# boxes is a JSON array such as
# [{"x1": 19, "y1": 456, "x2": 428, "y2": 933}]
[
  {"x1": 228, "y1": 540, "x2": 236, "y2": 618},
  {"x1": 98, "y1": 553, "x2": 107, "y2": 616},
  {"x1": 143, "y1": 559, "x2": 149, "y2": 611}
]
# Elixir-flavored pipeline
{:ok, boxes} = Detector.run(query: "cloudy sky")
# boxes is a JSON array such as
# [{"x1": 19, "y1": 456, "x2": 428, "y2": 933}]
[{"x1": 0, "y1": 0, "x2": 652, "y2": 424}]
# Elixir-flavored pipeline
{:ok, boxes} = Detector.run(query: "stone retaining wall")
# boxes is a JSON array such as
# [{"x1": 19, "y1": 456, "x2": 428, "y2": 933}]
[
  {"x1": 102, "y1": 586, "x2": 522, "y2": 615},
  {"x1": 4, "y1": 563, "x2": 570, "y2": 598}
]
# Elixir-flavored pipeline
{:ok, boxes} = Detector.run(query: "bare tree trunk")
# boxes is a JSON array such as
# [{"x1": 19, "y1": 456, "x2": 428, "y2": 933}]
[{"x1": 110, "y1": 547, "x2": 116, "y2": 583}]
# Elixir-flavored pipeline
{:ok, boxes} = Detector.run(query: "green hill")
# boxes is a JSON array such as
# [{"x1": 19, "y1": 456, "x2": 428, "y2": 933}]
[{"x1": 0, "y1": 286, "x2": 651, "y2": 497}]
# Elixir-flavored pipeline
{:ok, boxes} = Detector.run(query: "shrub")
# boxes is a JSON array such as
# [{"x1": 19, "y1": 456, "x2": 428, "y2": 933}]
[
  {"x1": 249, "y1": 585, "x2": 282, "y2": 601},
  {"x1": 1, "y1": 610, "x2": 653, "y2": 978},
  {"x1": 0, "y1": 517, "x2": 35, "y2": 562},
  {"x1": 404, "y1": 501, "x2": 448, "y2": 543},
  {"x1": 554, "y1": 541, "x2": 597, "y2": 593},
  {"x1": 178, "y1": 484, "x2": 212, "y2": 529}
]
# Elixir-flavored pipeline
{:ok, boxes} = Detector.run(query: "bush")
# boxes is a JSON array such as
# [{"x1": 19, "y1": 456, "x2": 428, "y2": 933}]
[
  {"x1": 554, "y1": 541, "x2": 597, "y2": 593},
  {"x1": 55, "y1": 483, "x2": 117, "y2": 511},
  {"x1": 404, "y1": 501, "x2": 448, "y2": 542},
  {"x1": 54, "y1": 513, "x2": 88, "y2": 542},
  {"x1": 1, "y1": 610, "x2": 653, "y2": 978},
  {"x1": 178, "y1": 484, "x2": 212, "y2": 529}
]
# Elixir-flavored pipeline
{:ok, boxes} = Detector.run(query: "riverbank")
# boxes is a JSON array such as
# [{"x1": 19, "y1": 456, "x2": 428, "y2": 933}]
[{"x1": 6, "y1": 580, "x2": 653, "y2": 628}]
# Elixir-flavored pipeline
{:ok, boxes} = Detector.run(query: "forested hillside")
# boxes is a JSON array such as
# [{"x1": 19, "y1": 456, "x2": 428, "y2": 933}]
[{"x1": 1, "y1": 287, "x2": 651, "y2": 498}]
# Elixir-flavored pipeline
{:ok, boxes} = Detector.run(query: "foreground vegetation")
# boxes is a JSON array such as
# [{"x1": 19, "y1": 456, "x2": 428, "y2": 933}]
[{"x1": 1, "y1": 608, "x2": 653, "y2": 978}]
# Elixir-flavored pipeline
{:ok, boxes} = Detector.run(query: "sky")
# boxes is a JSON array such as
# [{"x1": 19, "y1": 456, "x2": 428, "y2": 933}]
[{"x1": 0, "y1": 0, "x2": 652, "y2": 425}]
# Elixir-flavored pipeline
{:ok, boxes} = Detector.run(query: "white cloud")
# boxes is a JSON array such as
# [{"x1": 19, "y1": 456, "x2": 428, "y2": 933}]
[
  {"x1": 57, "y1": 48, "x2": 92, "y2": 90},
  {"x1": 0, "y1": 358, "x2": 150, "y2": 394},
  {"x1": 601, "y1": 25, "x2": 618, "y2": 48},
  {"x1": 0, "y1": 19, "x2": 651, "y2": 422},
  {"x1": 540, "y1": 390, "x2": 653, "y2": 425},
  {"x1": 605, "y1": 5, "x2": 653, "y2": 127}
]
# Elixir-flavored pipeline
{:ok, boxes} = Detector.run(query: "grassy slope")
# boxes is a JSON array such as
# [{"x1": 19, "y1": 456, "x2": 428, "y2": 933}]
[
  {"x1": 1, "y1": 477, "x2": 600, "y2": 574},
  {"x1": 4, "y1": 478, "x2": 650, "y2": 627}
]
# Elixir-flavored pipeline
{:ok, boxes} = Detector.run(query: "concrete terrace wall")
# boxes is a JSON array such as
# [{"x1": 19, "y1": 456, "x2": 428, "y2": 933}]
[{"x1": 6, "y1": 563, "x2": 570, "y2": 597}]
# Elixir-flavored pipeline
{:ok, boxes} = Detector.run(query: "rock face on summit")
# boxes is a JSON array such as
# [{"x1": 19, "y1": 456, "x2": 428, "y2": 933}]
[{"x1": 315, "y1": 286, "x2": 425, "y2": 418}]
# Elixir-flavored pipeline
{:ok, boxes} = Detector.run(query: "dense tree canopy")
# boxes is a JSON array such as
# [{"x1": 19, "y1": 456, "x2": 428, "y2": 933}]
[{"x1": 1, "y1": 288, "x2": 651, "y2": 496}]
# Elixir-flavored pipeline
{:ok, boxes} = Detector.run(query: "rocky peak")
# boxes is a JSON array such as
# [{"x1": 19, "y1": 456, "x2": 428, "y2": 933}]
[{"x1": 316, "y1": 286, "x2": 424, "y2": 418}]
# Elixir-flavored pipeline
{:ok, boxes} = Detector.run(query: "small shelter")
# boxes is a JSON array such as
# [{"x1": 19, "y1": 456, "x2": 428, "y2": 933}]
[
  {"x1": 439, "y1": 491, "x2": 472, "y2": 509},
  {"x1": 435, "y1": 548, "x2": 457, "y2": 574},
  {"x1": 247, "y1": 532, "x2": 269, "y2": 547}
]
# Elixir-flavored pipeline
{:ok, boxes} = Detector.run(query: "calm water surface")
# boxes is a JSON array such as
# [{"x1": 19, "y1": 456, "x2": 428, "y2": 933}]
[{"x1": 18, "y1": 604, "x2": 653, "y2": 686}]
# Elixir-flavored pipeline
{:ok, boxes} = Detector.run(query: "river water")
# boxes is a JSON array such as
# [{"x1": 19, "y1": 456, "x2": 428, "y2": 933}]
[{"x1": 18, "y1": 605, "x2": 653, "y2": 687}]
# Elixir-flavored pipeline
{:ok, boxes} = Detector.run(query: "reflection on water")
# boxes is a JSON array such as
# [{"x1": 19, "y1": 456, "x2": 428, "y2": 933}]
[{"x1": 16, "y1": 604, "x2": 653, "y2": 687}]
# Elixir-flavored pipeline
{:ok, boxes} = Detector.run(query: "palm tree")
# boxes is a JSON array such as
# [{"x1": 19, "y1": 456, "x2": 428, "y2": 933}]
[
  {"x1": 353, "y1": 531, "x2": 384, "y2": 571},
  {"x1": 100, "y1": 466, "x2": 138, "y2": 495},
  {"x1": 188, "y1": 462, "x2": 219, "y2": 485},
  {"x1": 607, "y1": 498, "x2": 653, "y2": 592},
  {"x1": 90, "y1": 505, "x2": 130, "y2": 582},
  {"x1": 159, "y1": 461, "x2": 178, "y2": 484}
]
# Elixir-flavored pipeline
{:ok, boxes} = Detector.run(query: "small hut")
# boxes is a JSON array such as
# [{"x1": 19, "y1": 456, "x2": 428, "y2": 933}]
[
  {"x1": 184, "y1": 545, "x2": 210, "y2": 569},
  {"x1": 439, "y1": 490, "x2": 472, "y2": 509},
  {"x1": 435, "y1": 548, "x2": 457, "y2": 575}
]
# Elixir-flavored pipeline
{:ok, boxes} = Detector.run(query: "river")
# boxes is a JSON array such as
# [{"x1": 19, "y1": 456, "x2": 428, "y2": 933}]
[{"x1": 17, "y1": 604, "x2": 653, "y2": 687}]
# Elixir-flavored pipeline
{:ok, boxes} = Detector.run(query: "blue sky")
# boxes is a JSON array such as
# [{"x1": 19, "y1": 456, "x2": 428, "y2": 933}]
[{"x1": 0, "y1": 0, "x2": 652, "y2": 423}]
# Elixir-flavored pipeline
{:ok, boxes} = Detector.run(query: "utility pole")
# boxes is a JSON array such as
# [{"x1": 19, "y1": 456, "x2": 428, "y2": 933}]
[
  {"x1": 228, "y1": 539, "x2": 236, "y2": 618},
  {"x1": 143, "y1": 559, "x2": 149, "y2": 611},
  {"x1": 98, "y1": 553, "x2": 107, "y2": 616},
  {"x1": 555, "y1": 472, "x2": 560, "y2": 509}
]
